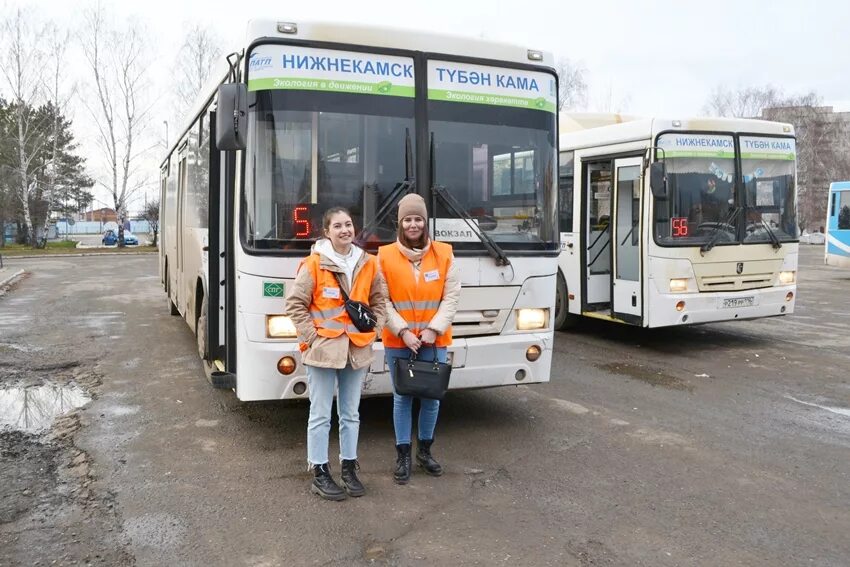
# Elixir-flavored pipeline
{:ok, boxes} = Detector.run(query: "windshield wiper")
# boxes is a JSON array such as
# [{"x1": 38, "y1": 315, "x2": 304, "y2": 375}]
[
  {"x1": 700, "y1": 206, "x2": 742, "y2": 255},
  {"x1": 356, "y1": 178, "x2": 414, "y2": 245},
  {"x1": 428, "y1": 132, "x2": 510, "y2": 267},
  {"x1": 759, "y1": 219, "x2": 782, "y2": 249},
  {"x1": 356, "y1": 128, "x2": 415, "y2": 246},
  {"x1": 431, "y1": 184, "x2": 511, "y2": 267}
]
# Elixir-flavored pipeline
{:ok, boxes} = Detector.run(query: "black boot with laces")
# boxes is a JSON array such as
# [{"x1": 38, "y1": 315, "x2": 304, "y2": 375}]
[
  {"x1": 416, "y1": 438, "x2": 443, "y2": 476},
  {"x1": 393, "y1": 443, "x2": 411, "y2": 485},
  {"x1": 311, "y1": 463, "x2": 346, "y2": 501},
  {"x1": 341, "y1": 459, "x2": 365, "y2": 497}
]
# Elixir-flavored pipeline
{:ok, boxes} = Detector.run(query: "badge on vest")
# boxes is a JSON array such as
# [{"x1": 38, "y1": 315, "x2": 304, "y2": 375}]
[
  {"x1": 423, "y1": 269, "x2": 440, "y2": 282},
  {"x1": 323, "y1": 287, "x2": 341, "y2": 299}
]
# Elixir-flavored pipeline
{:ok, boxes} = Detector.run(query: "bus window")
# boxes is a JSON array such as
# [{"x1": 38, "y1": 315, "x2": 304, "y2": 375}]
[{"x1": 559, "y1": 151, "x2": 574, "y2": 232}]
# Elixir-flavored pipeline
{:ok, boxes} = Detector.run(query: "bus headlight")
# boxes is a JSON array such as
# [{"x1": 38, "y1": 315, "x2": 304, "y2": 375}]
[
  {"x1": 516, "y1": 308, "x2": 547, "y2": 330},
  {"x1": 266, "y1": 315, "x2": 297, "y2": 338},
  {"x1": 778, "y1": 271, "x2": 796, "y2": 284},
  {"x1": 669, "y1": 278, "x2": 689, "y2": 293}
]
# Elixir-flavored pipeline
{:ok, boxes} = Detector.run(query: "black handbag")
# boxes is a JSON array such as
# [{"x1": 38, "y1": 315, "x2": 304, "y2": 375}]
[
  {"x1": 392, "y1": 345, "x2": 452, "y2": 400},
  {"x1": 333, "y1": 273, "x2": 377, "y2": 333}
]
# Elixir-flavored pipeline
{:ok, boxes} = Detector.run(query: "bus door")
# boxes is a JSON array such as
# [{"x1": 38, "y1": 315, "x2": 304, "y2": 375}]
[
  {"x1": 584, "y1": 161, "x2": 613, "y2": 312},
  {"x1": 612, "y1": 157, "x2": 642, "y2": 322},
  {"x1": 175, "y1": 144, "x2": 188, "y2": 311}
]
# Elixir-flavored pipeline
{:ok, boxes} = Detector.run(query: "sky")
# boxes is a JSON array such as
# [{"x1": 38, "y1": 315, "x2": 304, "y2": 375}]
[{"x1": 4, "y1": 0, "x2": 850, "y2": 214}]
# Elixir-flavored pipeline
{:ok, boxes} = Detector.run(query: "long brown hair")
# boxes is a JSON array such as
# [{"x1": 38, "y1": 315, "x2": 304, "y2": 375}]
[{"x1": 397, "y1": 216, "x2": 429, "y2": 249}]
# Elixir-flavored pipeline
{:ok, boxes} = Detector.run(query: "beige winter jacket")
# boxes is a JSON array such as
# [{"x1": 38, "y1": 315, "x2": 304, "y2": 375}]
[
  {"x1": 285, "y1": 245, "x2": 386, "y2": 370},
  {"x1": 379, "y1": 239, "x2": 461, "y2": 338}
]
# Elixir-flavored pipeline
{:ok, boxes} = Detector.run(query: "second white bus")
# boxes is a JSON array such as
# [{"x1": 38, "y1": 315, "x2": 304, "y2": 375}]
[{"x1": 554, "y1": 115, "x2": 798, "y2": 329}]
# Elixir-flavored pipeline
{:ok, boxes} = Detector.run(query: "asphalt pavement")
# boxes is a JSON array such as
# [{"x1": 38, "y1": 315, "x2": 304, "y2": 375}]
[{"x1": 0, "y1": 245, "x2": 847, "y2": 566}]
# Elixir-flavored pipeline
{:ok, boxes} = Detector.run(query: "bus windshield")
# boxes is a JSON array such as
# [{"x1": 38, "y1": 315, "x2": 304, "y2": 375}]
[
  {"x1": 243, "y1": 89, "x2": 415, "y2": 252},
  {"x1": 740, "y1": 136, "x2": 797, "y2": 243},
  {"x1": 427, "y1": 65, "x2": 558, "y2": 252},
  {"x1": 654, "y1": 133, "x2": 737, "y2": 246},
  {"x1": 654, "y1": 133, "x2": 797, "y2": 246}
]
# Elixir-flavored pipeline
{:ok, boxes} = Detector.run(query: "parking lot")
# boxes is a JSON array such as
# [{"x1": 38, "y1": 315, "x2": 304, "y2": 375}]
[{"x1": 0, "y1": 244, "x2": 848, "y2": 566}]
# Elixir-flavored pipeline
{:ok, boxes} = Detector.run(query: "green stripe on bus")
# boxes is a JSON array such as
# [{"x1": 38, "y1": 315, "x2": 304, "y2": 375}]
[
  {"x1": 428, "y1": 89, "x2": 556, "y2": 114},
  {"x1": 248, "y1": 77, "x2": 415, "y2": 97},
  {"x1": 740, "y1": 152, "x2": 796, "y2": 160}
]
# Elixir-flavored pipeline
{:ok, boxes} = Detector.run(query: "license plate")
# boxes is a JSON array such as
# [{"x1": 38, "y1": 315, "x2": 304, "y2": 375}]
[{"x1": 721, "y1": 296, "x2": 754, "y2": 309}]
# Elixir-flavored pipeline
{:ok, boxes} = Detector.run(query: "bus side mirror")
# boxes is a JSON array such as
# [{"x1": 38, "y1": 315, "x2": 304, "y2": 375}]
[
  {"x1": 216, "y1": 83, "x2": 247, "y2": 151},
  {"x1": 649, "y1": 162, "x2": 667, "y2": 199}
]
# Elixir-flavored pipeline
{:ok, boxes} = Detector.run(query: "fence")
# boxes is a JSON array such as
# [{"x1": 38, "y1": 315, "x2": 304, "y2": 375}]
[{"x1": 54, "y1": 220, "x2": 153, "y2": 236}]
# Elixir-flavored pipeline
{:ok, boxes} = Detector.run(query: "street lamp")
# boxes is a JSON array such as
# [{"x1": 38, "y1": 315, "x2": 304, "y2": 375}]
[{"x1": 163, "y1": 120, "x2": 169, "y2": 148}]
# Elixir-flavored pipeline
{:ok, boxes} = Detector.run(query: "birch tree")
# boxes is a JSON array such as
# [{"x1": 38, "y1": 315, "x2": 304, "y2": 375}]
[
  {"x1": 79, "y1": 5, "x2": 153, "y2": 246},
  {"x1": 0, "y1": 7, "x2": 47, "y2": 246},
  {"x1": 37, "y1": 23, "x2": 75, "y2": 241},
  {"x1": 173, "y1": 24, "x2": 221, "y2": 123}
]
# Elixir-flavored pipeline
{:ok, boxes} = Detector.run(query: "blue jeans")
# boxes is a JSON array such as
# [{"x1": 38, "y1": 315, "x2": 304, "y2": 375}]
[
  {"x1": 306, "y1": 363, "x2": 366, "y2": 466},
  {"x1": 385, "y1": 346, "x2": 447, "y2": 445}
]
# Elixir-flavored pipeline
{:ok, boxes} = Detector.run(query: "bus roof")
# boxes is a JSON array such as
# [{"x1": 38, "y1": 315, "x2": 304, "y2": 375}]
[
  {"x1": 245, "y1": 19, "x2": 555, "y2": 67},
  {"x1": 559, "y1": 114, "x2": 795, "y2": 151}
]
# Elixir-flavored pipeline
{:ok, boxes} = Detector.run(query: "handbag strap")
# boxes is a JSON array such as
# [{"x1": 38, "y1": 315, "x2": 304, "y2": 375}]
[{"x1": 332, "y1": 272, "x2": 352, "y2": 302}]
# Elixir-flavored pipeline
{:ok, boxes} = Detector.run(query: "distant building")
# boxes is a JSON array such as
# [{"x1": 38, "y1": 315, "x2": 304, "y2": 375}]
[{"x1": 82, "y1": 207, "x2": 118, "y2": 223}]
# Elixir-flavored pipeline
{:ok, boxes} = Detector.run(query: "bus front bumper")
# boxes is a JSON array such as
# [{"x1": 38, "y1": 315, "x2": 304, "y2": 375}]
[
  {"x1": 234, "y1": 332, "x2": 554, "y2": 401},
  {"x1": 647, "y1": 285, "x2": 796, "y2": 327}
]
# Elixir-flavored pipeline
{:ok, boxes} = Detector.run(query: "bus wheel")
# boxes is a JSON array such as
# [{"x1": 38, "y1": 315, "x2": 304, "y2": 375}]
[
  {"x1": 197, "y1": 294, "x2": 208, "y2": 361},
  {"x1": 554, "y1": 271, "x2": 579, "y2": 330}
]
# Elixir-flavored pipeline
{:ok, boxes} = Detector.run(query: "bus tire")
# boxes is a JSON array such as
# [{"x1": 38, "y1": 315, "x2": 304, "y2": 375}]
[
  {"x1": 197, "y1": 293, "x2": 208, "y2": 361},
  {"x1": 554, "y1": 270, "x2": 579, "y2": 330}
]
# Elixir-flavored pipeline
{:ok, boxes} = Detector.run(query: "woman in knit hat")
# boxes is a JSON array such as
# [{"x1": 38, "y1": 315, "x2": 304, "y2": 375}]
[{"x1": 377, "y1": 194, "x2": 461, "y2": 484}]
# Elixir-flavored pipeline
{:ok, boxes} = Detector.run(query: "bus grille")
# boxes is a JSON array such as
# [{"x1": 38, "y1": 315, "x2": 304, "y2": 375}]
[
  {"x1": 449, "y1": 309, "x2": 506, "y2": 336},
  {"x1": 699, "y1": 274, "x2": 774, "y2": 291}
]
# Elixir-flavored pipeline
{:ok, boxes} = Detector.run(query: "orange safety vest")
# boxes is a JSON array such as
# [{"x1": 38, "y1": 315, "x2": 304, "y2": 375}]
[
  {"x1": 300, "y1": 253, "x2": 378, "y2": 350},
  {"x1": 379, "y1": 241, "x2": 453, "y2": 348}
]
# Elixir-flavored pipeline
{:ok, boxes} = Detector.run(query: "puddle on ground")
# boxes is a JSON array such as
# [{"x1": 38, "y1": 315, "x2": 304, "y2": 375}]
[
  {"x1": 0, "y1": 384, "x2": 91, "y2": 433},
  {"x1": 597, "y1": 362, "x2": 693, "y2": 392}
]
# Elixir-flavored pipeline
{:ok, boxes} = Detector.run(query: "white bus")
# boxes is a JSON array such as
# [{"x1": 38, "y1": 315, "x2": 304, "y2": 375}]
[
  {"x1": 825, "y1": 181, "x2": 850, "y2": 268},
  {"x1": 160, "y1": 20, "x2": 559, "y2": 401},
  {"x1": 554, "y1": 116, "x2": 799, "y2": 329}
]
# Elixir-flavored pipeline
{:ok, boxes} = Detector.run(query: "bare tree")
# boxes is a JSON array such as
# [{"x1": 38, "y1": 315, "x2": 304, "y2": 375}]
[
  {"x1": 37, "y1": 22, "x2": 75, "y2": 242},
  {"x1": 556, "y1": 57, "x2": 588, "y2": 111},
  {"x1": 703, "y1": 85, "x2": 783, "y2": 118},
  {"x1": 79, "y1": 4, "x2": 153, "y2": 247},
  {"x1": 173, "y1": 24, "x2": 222, "y2": 123},
  {"x1": 0, "y1": 7, "x2": 48, "y2": 246},
  {"x1": 143, "y1": 196, "x2": 160, "y2": 247}
]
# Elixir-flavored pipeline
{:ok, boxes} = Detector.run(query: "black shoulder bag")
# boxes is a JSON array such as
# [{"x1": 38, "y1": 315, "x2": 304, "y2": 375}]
[
  {"x1": 392, "y1": 345, "x2": 452, "y2": 400},
  {"x1": 333, "y1": 273, "x2": 377, "y2": 333}
]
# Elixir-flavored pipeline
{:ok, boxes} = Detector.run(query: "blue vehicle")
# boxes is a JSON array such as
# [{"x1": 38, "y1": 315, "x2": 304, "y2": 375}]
[
  {"x1": 826, "y1": 181, "x2": 850, "y2": 268},
  {"x1": 102, "y1": 229, "x2": 139, "y2": 246}
]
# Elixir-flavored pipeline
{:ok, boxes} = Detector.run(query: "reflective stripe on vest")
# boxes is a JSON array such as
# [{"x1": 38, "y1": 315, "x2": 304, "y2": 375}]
[
  {"x1": 379, "y1": 241, "x2": 453, "y2": 348},
  {"x1": 301, "y1": 253, "x2": 377, "y2": 349}
]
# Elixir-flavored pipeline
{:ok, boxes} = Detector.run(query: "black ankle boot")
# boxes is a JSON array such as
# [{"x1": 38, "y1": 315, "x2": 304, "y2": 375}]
[
  {"x1": 416, "y1": 439, "x2": 443, "y2": 476},
  {"x1": 393, "y1": 444, "x2": 411, "y2": 485},
  {"x1": 311, "y1": 463, "x2": 346, "y2": 501},
  {"x1": 341, "y1": 459, "x2": 365, "y2": 497}
]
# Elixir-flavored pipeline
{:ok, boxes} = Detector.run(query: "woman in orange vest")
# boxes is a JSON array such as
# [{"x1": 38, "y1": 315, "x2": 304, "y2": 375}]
[
  {"x1": 378, "y1": 194, "x2": 460, "y2": 484},
  {"x1": 285, "y1": 207, "x2": 386, "y2": 501}
]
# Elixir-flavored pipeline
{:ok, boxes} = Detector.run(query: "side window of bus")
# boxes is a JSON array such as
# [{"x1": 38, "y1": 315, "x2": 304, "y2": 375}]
[
  {"x1": 183, "y1": 109, "x2": 211, "y2": 229},
  {"x1": 559, "y1": 151, "x2": 574, "y2": 232}
]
